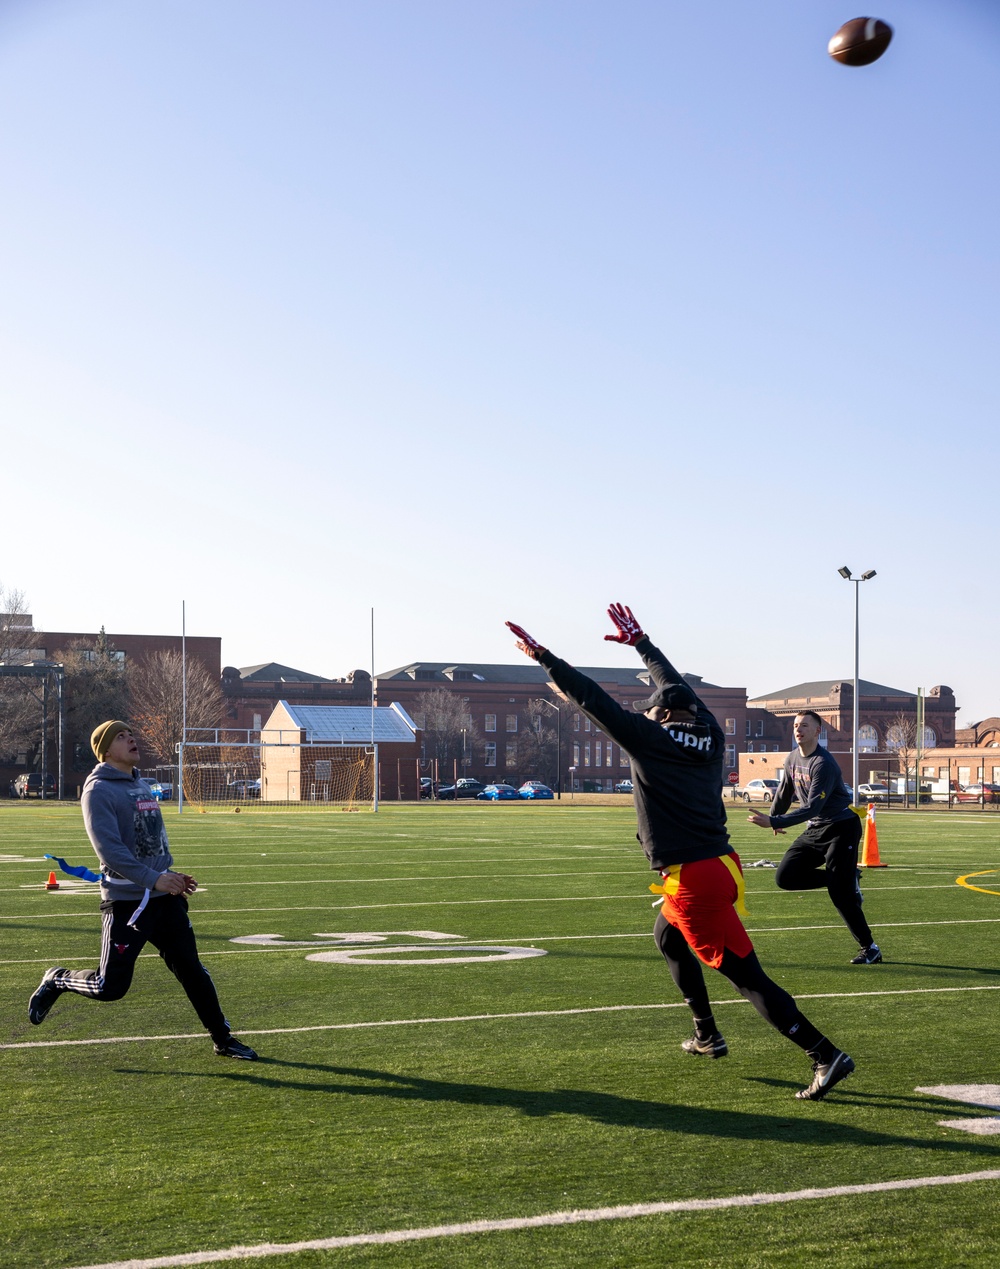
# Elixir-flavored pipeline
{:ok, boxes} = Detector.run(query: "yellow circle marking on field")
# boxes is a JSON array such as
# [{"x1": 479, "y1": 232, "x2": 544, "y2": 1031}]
[{"x1": 957, "y1": 870, "x2": 1000, "y2": 898}]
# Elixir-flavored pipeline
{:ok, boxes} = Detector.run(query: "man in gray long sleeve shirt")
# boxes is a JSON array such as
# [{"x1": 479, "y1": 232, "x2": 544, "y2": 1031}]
[
  {"x1": 27, "y1": 719, "x2": 259, "y2": 1059},
  {"x1": 749, "y1": 709, "x2": 880, "y2": 964}
]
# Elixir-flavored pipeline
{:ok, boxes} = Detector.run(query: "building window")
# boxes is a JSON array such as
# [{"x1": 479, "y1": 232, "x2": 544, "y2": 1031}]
[
  {"x1": 993, "y1": 766, "x2": 1000, "y2": 784},
  {"x1": 959, "y1": 767, "x2": 970, "y2": 785},
  {"x1": 620, "y1": 749, "x2": 629, "y2": 767},
  {"x1": 505, "y1": 741, "x2": 517, "y2": 766},
  {"x1": 574, "y1": 714, "x2": 580, "y2": 731},
  {"x1": 819, "y1": 728, "x2": 828, "y2": 747},
  {"x1": 505, "y1": 714, "x2": 517, "y2": 733},
  {"x1": 573, "y1": 743, "x2": 580, "y2": 767},
  {"x1": 922, "y1": 765, "x2": 935, "y2": 777},
  {"x1": 606, "y1": 744, "x2": 613, "y2": 767},
  {"x1": 252, "y1": 713, "x2": 262, "y2": 732},
  {"x1": 773, "y1": 745, "x2": 780, "y2": 752},
  {"x1": 747, "y1": 742, "x2": 754, "y2": 753},
  {"x1": 584, "y1": 743, "x2": 591, "y2": 767},
  {"x1": 922, "y1": 726, "x2": 937, "y2": 747},
  {"x1": 595, "y1": 742, "x2": 602, "y2": 768},
  {"x1": 725, "y1": 744, "x2": 736, "y2": 768},
  {"x1": 858, "y1": 724, "x2": 878, "y2": 752},
  {"x1": 725, "y1": 718, "x2": 736, "y2": 736},
  {"x1": 755, "y1": 720, "x2": 764, "y2": 737},
  {"x1": 485, "y1": 714, "x2": 496, "y2": 733},
  {"x1": 745, "y1": 720, "x2": 752, "y2": 737},
  {"x1": 485, "y1": 743, "x2": 496, "y2": 767}
]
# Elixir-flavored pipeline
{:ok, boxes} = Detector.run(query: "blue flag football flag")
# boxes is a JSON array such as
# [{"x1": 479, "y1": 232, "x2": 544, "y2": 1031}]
[{"x1": 44, "y1": 855, "x2": 100, "y2": 883}]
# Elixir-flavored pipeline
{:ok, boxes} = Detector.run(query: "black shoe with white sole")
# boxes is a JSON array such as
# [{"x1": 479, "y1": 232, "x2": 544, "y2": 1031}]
[
  {"x1": 681, "y1": 1031, "x2": 729, "y2": 1059},
  {"x1": 28, "y1": 968, "x2": 66, "y2": 1025},
  {"x1": 796, "y1": 1050, "x2": 855, "y2": 1101},
  {"x1": 214, "y1": 1036, "x2": 259, "y2": 1061}
]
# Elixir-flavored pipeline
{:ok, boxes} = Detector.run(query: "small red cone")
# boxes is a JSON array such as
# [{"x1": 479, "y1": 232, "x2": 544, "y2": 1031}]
[
  {"x1": 45, "y1": 871, "x2": 60, "y2": 890},
  {"x1": 860, "y1": 802, "x2": 887, "y2": 868}
]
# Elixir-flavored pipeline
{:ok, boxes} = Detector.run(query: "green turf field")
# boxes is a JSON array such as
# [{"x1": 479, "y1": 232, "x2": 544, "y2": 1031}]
[{"x1": 2, "y1": 801, "x2": 1000, "y2": 1268}]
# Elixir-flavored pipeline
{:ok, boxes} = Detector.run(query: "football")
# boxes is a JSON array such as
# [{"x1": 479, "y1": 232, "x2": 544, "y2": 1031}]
[{"x1": 828, "y1": 17, "x2": 893, "y2": 66}]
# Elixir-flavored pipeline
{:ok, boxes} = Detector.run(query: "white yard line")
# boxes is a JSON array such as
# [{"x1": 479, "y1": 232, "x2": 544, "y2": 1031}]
[
  {"x1": 66, "y1": 1170, "x2": 1000, "y2": 1268},
  {"x1": 5, "y1": 983, "x2": 1000, "y2": 1052}
]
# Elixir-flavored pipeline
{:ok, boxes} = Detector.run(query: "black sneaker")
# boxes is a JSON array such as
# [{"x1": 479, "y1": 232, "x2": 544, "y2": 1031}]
[
  {"x1": 214, "y1": 1036, "x2": 258, "y2": 1061},
  {"x1": 681, "y1": 1031, "x2": 729, "y2": 1059},
  {"x1": 28, "y1": 968, "x2": 66, "y2": 1025},
  {"x1": 850, "y1": 944, "x2": 882, "y2": 965},
  {"x1": 796, "y1": 1050, "x2": 855, "y2": 1101}
]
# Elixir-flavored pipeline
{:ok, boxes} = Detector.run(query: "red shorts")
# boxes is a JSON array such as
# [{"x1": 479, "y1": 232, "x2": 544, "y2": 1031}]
[{"x1": 658, "y1": 853, "x2": 753, "y2": 969}]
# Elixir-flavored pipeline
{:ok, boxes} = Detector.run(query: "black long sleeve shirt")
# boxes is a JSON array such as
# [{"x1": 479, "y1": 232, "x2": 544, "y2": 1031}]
[
  {"x1": 538, "y1": 636, "x2": 731, "y2": 870},
  {"x1": 769, "y1": 745, "x2": 855, "y2": 829}
]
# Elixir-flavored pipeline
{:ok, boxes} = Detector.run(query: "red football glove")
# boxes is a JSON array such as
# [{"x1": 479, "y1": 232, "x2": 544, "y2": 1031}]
[
  {"x1": 505, "y1": 620, "x2": 545, "y2": 661},
  {"x1": 604, "y1": 603, "x2": 645, "y2": 645}
]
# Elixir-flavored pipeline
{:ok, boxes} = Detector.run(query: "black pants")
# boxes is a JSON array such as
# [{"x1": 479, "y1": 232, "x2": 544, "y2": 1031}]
[
  {"x1": 775, "y1": 817, "x2": 874, "y2": 948},
  {"x1": 51, "y1": 894, "x2": 229, "y2": 1041},
  {"x1": 653, "y1": 912, "x2": 825, "y2": 1051}
]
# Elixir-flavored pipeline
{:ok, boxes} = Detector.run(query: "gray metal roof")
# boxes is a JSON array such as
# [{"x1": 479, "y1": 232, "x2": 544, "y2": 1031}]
[
  {"x1": 240, "y1": 662, "x2": 332, "y2": 683},
  {"x1": 270, "y1": 701, "x2": 417, "y2": 744},
  {"x1": 376, "y1": 660, "x2": 720, "y2": 689},
  {"x1": 750, "y1": 678, "x2": 914, "y2": 704}
]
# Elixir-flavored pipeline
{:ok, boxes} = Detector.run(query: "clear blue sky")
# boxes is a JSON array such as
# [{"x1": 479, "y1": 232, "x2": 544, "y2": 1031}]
[{"x1": 2, "y1": 1, "x2": 998, "y2": 721}]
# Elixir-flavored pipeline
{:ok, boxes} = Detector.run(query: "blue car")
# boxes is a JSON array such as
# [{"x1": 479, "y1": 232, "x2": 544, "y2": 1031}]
[
  {"x1": 477, "y1": 783, "x2": 520, "y2": 801},
  {"x1": 142, "y1": 779, "x2": 165, "y2": 801},
  {"x1": 517, "y1": 781, "x2": 554, "y2": 800}
]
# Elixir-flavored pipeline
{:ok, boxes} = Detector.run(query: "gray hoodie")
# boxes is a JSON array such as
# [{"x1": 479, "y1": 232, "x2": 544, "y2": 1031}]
[{"x1": 81, "y1": 763, "x2": 173, "y2": 902}]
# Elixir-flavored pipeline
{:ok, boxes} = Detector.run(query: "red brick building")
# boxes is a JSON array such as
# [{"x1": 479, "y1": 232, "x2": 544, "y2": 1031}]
[
  {"x1": 221, "y1": 662, "x2": 372, "y2": 732},
  {"x1": 374, "y1": 659, "x2": 750, "y2": 788}
]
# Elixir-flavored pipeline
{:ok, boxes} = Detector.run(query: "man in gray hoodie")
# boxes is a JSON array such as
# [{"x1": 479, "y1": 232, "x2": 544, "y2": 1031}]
[{"x1": 27, "y1": 719, "x2": 258, "y2": 1060}]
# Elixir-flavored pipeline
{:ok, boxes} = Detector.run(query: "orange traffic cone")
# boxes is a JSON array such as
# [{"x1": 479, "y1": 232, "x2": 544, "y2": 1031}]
[
  {"x1": 860, "y1": 802, "x2": 887, "y2": 868},
  {"x1": 45, "y1": 871, "x2": 60, "y2": 890}
]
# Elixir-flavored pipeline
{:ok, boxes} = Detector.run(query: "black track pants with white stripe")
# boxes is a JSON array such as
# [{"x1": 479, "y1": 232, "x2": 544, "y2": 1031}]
[{"x1": 51, "y1": 894, "x2": 229, "y2": 1040}]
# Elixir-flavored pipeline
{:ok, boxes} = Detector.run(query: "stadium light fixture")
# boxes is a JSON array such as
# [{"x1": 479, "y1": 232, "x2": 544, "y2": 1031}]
[{"x1": 838, "y1": 567, "x2": 877, "y2": 802}]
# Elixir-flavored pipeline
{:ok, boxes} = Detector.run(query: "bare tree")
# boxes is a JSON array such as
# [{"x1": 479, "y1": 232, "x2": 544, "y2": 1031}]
[
  {"x1": 56, "y1": 629, "x2": 132, "y2": 767},
  {"x1": 518, "y1": 699, "x2": 560, "y2": 786},
  {"x1": 884, "y1": 710, "x2": 917, "y2": 802},
  {"x1": 0, "y1": 584, "x2": 41, "y2": 760},
  {"x1": 131, "y1": 650, "x2": 223, "y2": 765},
  {"x1": 412, "y1": 689, "x2": 480, "y2": 773}
]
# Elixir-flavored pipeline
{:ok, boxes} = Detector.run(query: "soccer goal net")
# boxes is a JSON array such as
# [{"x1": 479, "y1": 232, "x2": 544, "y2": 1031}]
[{"x1": 177, "y1": 734, "x2": 375, "y2": 811}]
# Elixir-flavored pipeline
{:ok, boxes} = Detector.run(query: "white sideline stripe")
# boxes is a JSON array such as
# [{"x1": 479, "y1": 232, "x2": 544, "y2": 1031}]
[
  {"x1": 5, "y1": 983, "x2": 1000, "y2": 1051},
  {"x1": 66, "y1": 1170, "x2": 1000, "y2": 1269}
]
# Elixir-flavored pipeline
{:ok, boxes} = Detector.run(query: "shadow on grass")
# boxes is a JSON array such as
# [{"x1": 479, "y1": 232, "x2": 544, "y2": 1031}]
[{"x1": 113, "y1": 1059, "x2": 1000, "y2": 1156}]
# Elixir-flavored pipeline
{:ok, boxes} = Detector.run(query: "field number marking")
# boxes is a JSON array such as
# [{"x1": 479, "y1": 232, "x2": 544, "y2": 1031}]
[
  {"x1": 230, "y1": 931, "x2": 464, "y2": 947},
  {"x1": 305, "y1": 944, "x2": 546, "y2": 965},
  {"x1": 916, "y1": 1084, "x2": 1000, "y2": 1136}
]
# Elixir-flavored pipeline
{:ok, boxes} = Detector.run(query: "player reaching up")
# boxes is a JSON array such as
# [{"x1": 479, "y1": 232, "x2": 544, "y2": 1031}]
[{"x1": 506, "y1": 605, "x2": 855, "y2": 1101}]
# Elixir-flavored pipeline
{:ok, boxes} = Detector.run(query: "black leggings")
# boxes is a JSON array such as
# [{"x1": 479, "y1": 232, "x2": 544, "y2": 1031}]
[
  {"x1": 775, "y1": 817, "x2": 874, "y2": 948},
  {"x1": 51, "y1": 894, "x2": 229, "y2": 1040},
  {"x1": 654, "y1": 912, "x2": 823, "y2": 1050}
]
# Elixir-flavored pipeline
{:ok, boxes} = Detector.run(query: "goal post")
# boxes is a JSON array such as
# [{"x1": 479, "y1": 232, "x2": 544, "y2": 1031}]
[{"x1": 176, "y1": 729, "x2": 377, "y2": 812}]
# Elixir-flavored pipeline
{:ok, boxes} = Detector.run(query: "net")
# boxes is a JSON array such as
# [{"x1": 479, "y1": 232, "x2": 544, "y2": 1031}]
[{"x1": 178, "y1": 740, "x2": 375, "y2": 811}]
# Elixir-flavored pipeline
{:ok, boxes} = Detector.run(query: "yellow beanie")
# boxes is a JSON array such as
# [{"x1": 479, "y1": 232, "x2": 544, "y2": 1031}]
[{"x1": 91, "y1": 720, "x2": 130, "y2": 761}]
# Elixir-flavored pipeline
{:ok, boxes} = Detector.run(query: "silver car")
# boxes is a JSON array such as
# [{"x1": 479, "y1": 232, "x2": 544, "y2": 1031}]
[{"x1": 741, "y1": 778, "x2": 779, "y2": 803}]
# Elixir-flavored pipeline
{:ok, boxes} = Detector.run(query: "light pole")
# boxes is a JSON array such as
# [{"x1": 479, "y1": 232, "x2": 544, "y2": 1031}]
[
  {"x1": 535, "y1": 698, "x2": 562, "y2": 799},
  {"x1": 838, "y1": 566, "x2": 877, "y2": 803}
]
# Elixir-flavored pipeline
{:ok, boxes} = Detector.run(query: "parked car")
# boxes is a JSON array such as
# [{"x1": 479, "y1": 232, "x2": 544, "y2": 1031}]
[
  {"x1": 741, "y1": 778, "x2": 779, "y2": 803},
  {"x1": 857, "y1": 783, "x2": 890, "y2": 803},
  {"x1": 614, "y1": 779, "x2": 634, "y2": 794},
  {"x1": 142, "y1": 779, "x2": 165, "y2": 800},
  {"x1": 477, "y1": 783, "x2": 520, "y2": 801},
  {"x1": 436, "y1": 778, "x2": 486, "y2": 800},
  {"x1": 14, "y1": 773, "x2": 56, "y2": 798},
  {"x1": 158, "y1": 782, "x2": 174, "y2": 801},
  {"x1": 517, "y1": 781, "x2": 554, "y2": 800},
  {"x1": 954, "y1": 783, "x2": 1000, "y2": 804},
  {"x1": 229, "y1": 779, "x2": 261, "y2": 798},
  {"x1": 419, "y1": 777, "x2": 435, "y2": 799}
]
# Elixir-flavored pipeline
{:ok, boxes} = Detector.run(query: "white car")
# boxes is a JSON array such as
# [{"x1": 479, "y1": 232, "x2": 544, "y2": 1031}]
[
  {"x1": 857, "y1": 783, "x2": 889, "y2": 802},
  {"x1": 741, "y1": 778, "x2": 779, "y2": 803}
]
